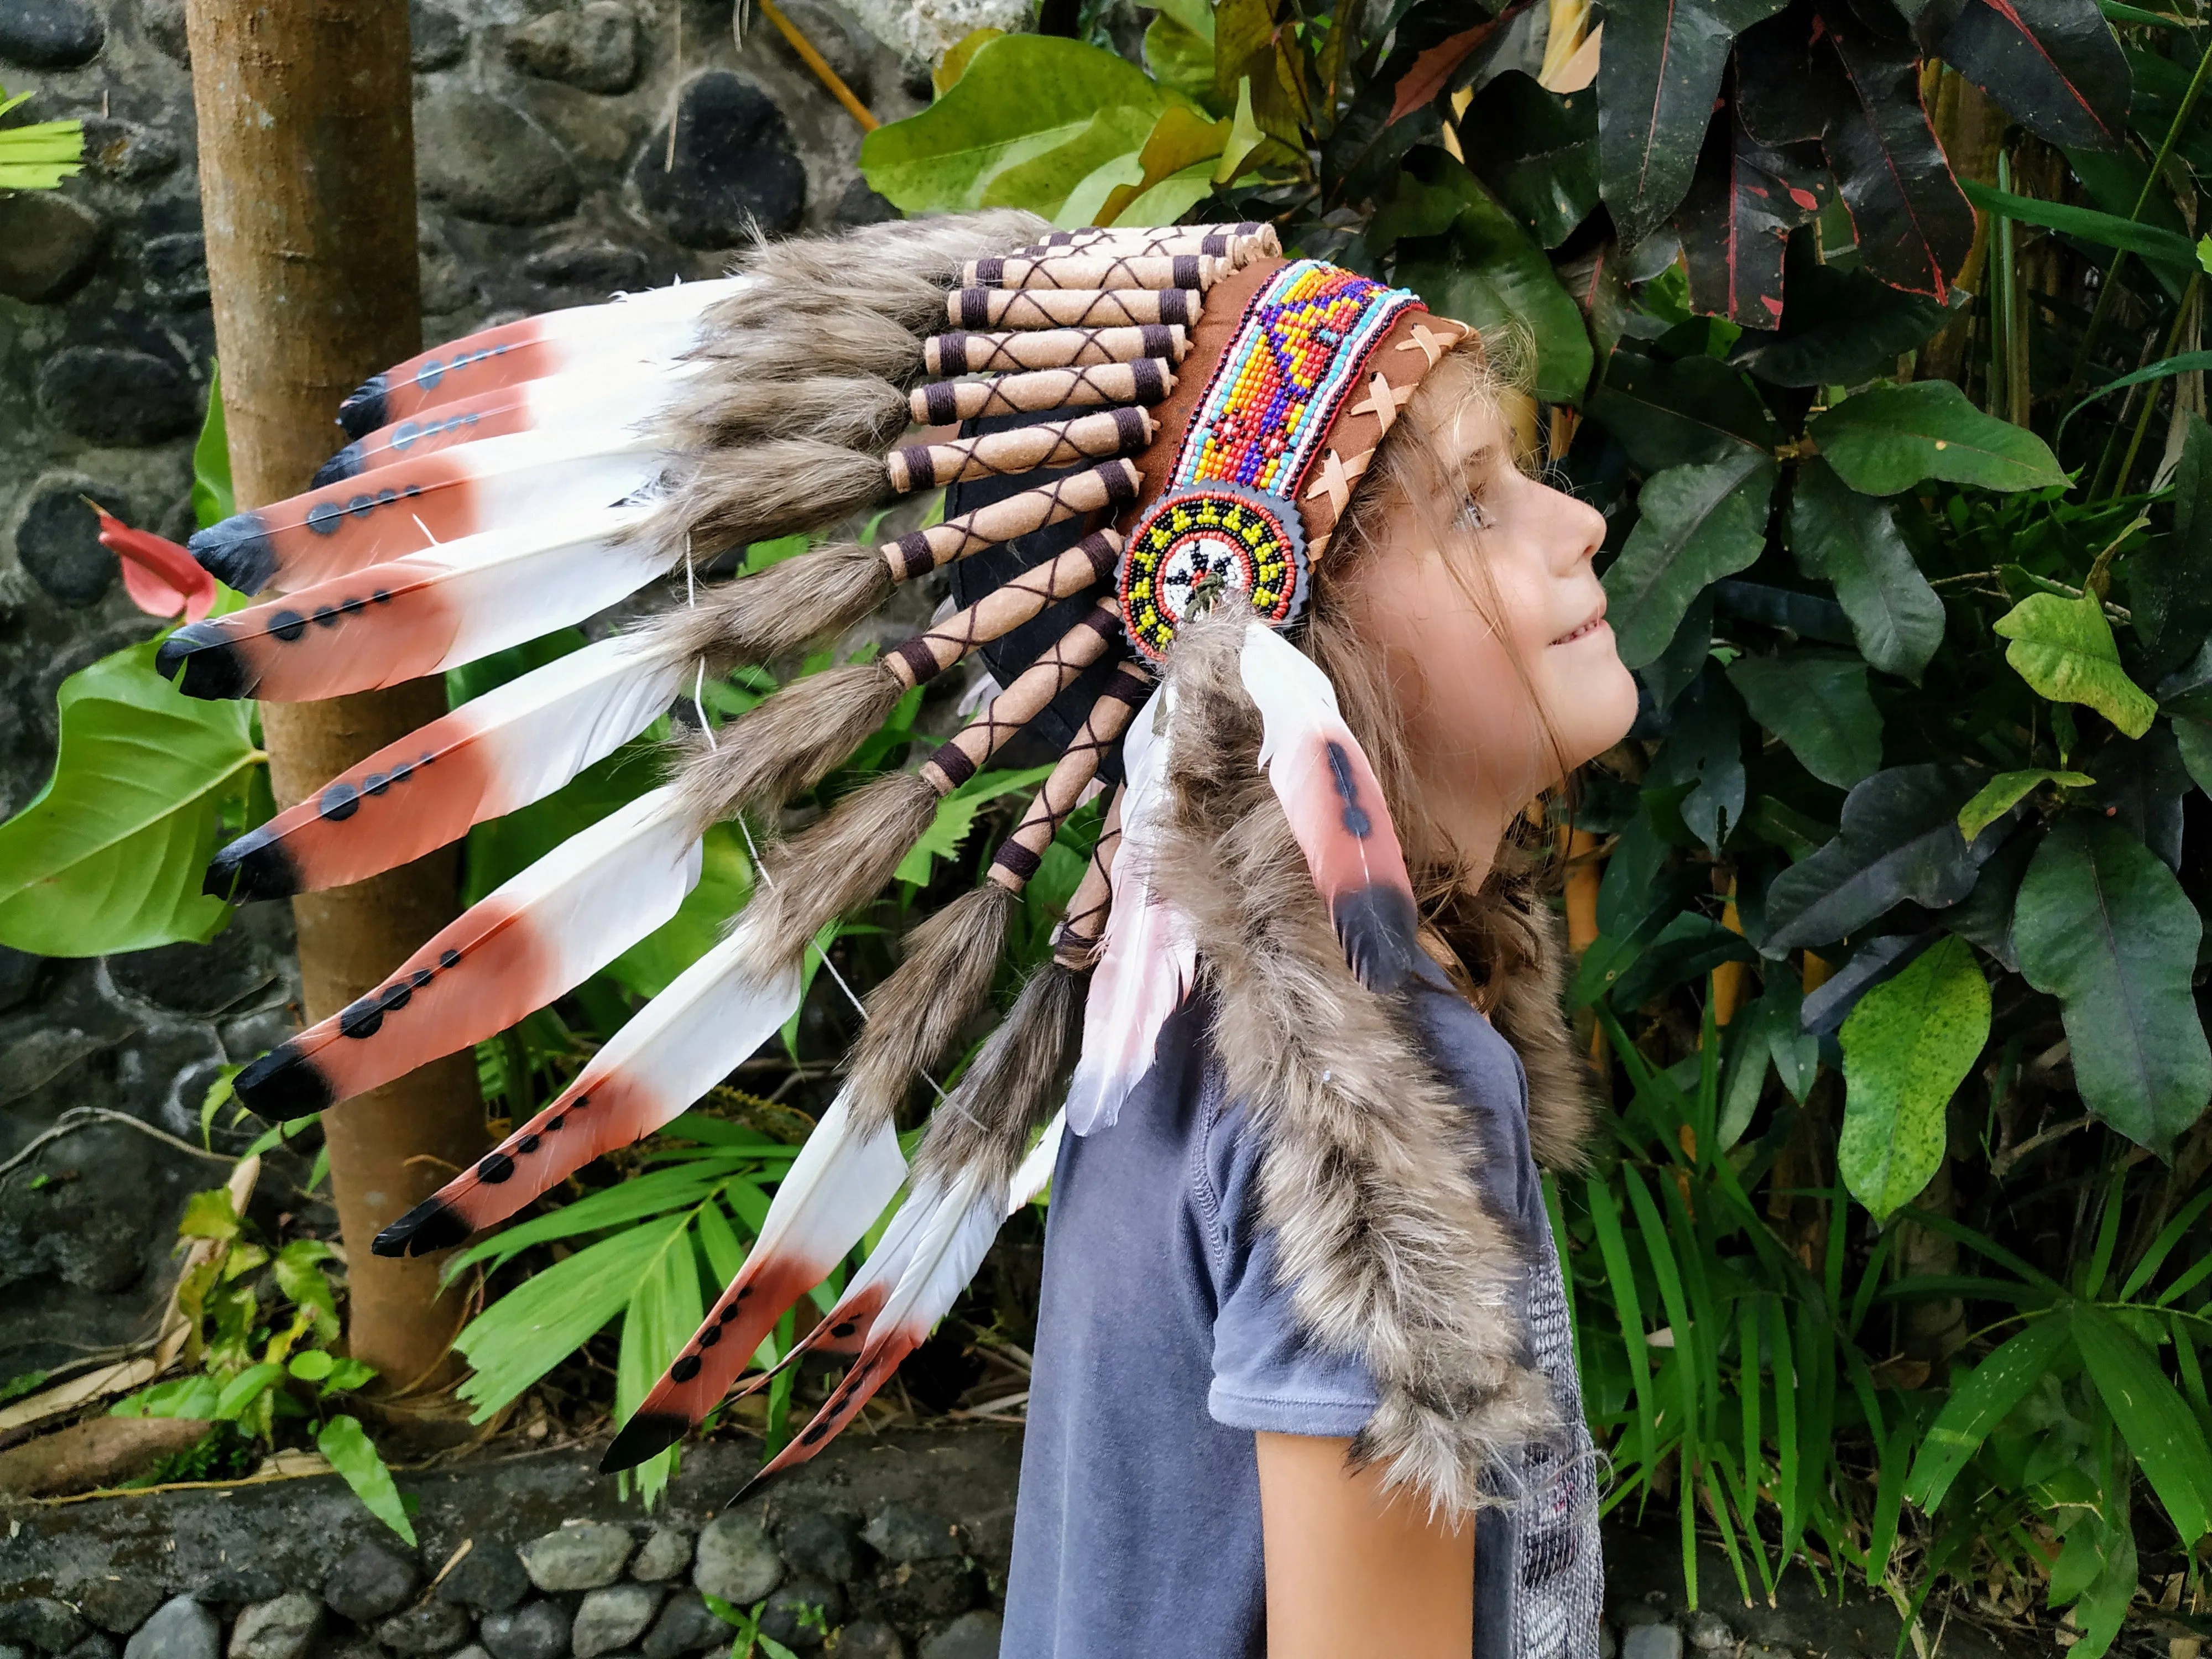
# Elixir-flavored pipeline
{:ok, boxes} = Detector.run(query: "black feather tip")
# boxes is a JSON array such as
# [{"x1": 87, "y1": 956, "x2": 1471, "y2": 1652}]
[
  {"x1": 204, "y1": 825, "x2": 301, "y2": 902},
  {"x1": 1332, "y1": 884, "x2": 1421, "y2": 994},
  {"x1": 186, "y1": 512, "x2": 279, "y2": 596},
  {"x1": 154, "y1": 623, "x2": 252, "y2": 700},
  {"x1": 311, "y1": 441, "x2": 366, "y2": 488},
  {"x1": 233, "y1": 1040, "x2": 335, "y2": 1120},
  {"x1": 600, "y1": 1412, "x2": 689, "y2": 1473},
  {"x1": 373, "y1": 1196, "x2": 472, "y2": 1258},
  {"x1": 336, "y1": 373, "x2": 388, "y2": 440}
]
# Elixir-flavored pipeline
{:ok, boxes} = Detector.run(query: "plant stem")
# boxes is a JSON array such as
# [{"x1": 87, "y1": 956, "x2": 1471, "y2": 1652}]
[
  {"x1": 2111, "y1": 269, "x2": 2203, "y2": 497},
  {"x1": 2070, "y1": 27, "x2": 2212, "y2": 388}
]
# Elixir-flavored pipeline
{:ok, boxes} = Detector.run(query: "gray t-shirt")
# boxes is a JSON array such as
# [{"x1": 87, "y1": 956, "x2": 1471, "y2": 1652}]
[{"x1": 1002, "y1": 959, "x2": 1579, "y2": 1658}]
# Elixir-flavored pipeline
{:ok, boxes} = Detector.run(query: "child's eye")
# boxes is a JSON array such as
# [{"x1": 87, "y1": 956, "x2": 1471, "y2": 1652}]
[{"x1": 1453, "y1": 492, "x2": 1491, "y2": 533}]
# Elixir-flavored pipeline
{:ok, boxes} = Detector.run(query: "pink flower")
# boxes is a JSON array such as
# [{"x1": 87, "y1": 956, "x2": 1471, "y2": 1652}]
[{"x1": 88, "y1": 499, "x2": 218, "y2": 622}]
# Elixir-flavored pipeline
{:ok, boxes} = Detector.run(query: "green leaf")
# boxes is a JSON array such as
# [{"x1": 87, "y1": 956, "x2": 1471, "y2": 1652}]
[
  {"x1": 213, "y1": 1363, "x2": 286, "y2": 1420},
  {"x1": 287, "y1": 1349, "x2": 335, "y2": 1383},
  {"x1": 1762, "y1": 766, "x2": 1995, "y2": 952},
  {"x1": 1587, "y1": 349, "x2": 1777, "y2": 474},
  {"x1": 1961, "y1": 179, "x2": 2200, "y2": 270},
  {"x1": 989, "y1": 105, "x2": 1156, "y2": 227},
  {"x1": 1788, "y1": 459, "x2": 1947, "y2": 683},
  {"x1": 859, "y1": 35, "x2": 1172, "y2": 215},
  {"x1": 455, "y1": 1214, "x2": 695, "y2": 1419},
  {"x1": 613, "y1": 1200, "x2": 707, "y2": 1506},
  {"x1": 1904, "y1": 1312, "x2": 2073, "y2": 1511},
  {"x1": 2013, "y1": 817, "x2": 2211, "y2": 1156},
  {"x1": 1601, "y1": 451, "x2": 1777, "y2": 669},
  {"x1": 316, "y1": 1414, "x2": 416, "y2": 1545},
  {"x1": 1726, "y1": 651, "x2": 1884, "y2": 789},
  {"x1": 2125, "y1": 411, "x2": 2212, "y2": 676},
  {"x1": 1142, "y1": 9, "x2": 1216, "y2": 108},
  {"x1": 1957, "y1": 769, "x2": 2095, "y2": 841},
  {"x1": 894, "y1": 764, "x2": 1056, "y2": 886},
  {"x1": 0, "y1": 100, "x2": 84, "y2": 189},
  {"x1": 1731, "y1": 248, "x2": 1962, "y2": 388},
  {"x1": 2177, "y1": 715, "x2": 2212, "y2": 795},
  {"x1": 447, "y1": 1162, "x2": 735, "y2": 1276},
  {"x1": 176, "y1": 1188, "x2": 241, "y2": 1243},
  {"x1": 1994, "y1": 591, "x2": 2159, "y2": 740},
  {"x1": 0, "y1": 640, "x2": 259, "y2": 956},
  {"x1": 2074, "y1": 1304, "x2": 2212, "y2": 1541},
  {"x1": 1838, "y1": 936, "x2": 1991, "y2": 1222},
  {"x1": 1809, "y1": 381, "x2": 2069, "y2": 495},
  {"x1": 1606, "y1": 911, "x2": 1757, "y2": 1010},
  {"x1": 1388, "y1": 156, "x2": 1595, "y2": 405},
  {"x1": 191, "y1": 363, "x2": 234, "y2": 531}
]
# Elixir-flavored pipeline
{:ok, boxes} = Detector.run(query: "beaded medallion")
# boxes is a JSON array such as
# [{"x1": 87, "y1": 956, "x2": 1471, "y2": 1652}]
[
  {"x1": 1118, "y1": 483, "x2": 1306, "y2": 662},
  {"x1": 1118, "y1": 259, "x2": 1423, "y2": 660}
]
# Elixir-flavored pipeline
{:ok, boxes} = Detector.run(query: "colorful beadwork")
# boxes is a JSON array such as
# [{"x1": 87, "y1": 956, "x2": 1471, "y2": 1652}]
[
  {"x1": 1119, "y1": 483, "x2": 1306, "y2": 663},
  {"x1": 1176, "y1": 260, "x2": 1423, "y2": 497}
]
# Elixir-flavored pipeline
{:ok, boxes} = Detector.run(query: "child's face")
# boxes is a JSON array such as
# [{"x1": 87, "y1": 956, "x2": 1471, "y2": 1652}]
[{"x1": 1355, "y1": 393, "x2": 1639, "y2": 832}]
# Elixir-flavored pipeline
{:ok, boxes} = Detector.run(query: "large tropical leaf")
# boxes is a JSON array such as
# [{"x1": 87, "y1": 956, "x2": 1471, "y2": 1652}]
[
  {"x1": 1731, "y1": 240, "x2": 1964, "y2": 386},
  {"x1": 1728, "y1": 650, "x2": 1885, "y2": 787},
  {"x1": 1594, "y1": 0, "x2": 1794, "y2": 247},
  {"x1": 1789, "y1": 458, "x2": 1948, "y2": 681},
  {"x1": 1810, "y1": 380, "x2": 2069, "y2": 493},
  {"x1": 0, "y1": 641, "x2": 259, "y2": 956},
  {"x1": 1735, "y1": 0, "x2": 1853, "y2": 144},
  {"x1": 1994, "y1": 589, "x2": 2160, "y2": 739},
  {"x1": 1675, "y1": 113, "x2": 1830, "y2": 327},
  {"x1": 1463, "y1": 70, "x2": 1600, "y2": 249},
  {"x1": 1602, "y1": 450, "x2": 1778, "y2": 669},
  {"x1": 2126, "y1": 412, "x2": 2212, "y2": 678},
  {"x1": 2073, "y1": 1303, "x2": 2212, "y2": 1541},
  {"x1": 1587, "y1": 348, "x2": 1779, "y2": 472},
  {"x1": 2012, "y1": 816, "x2": 2211, "y2": 1156},
  {"x1": 1839, "y1": 935, "x2": 1991, "y2": 1220},
  {"x1": 1823, "y1": 24, "x2": 1976, "y2": 298},
  {"x1": 1922, "y1": 0, "x2": 2131, "y2": 154},
  {"x1": 1761, "y1": 764, "x2": 1998, "y2": 950}
]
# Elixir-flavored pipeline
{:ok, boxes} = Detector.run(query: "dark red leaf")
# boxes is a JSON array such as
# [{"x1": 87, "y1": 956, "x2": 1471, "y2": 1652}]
[
  {"x1": 1677, "y1": 109, "x2": 1832, "y2": 327},
  {"x1": 1389, "y1": 19, "x2": 1504, "y2": 126},
  {"x1": 1822, "y1": 18, "x2": 1975, "y2": 298},
  {"x1": 1597, "y1": 0, "x2": 1797, "y2": 247},
  {"x1": 1736, "y1": 0, "x2": 1853, "y2": 144},
  {"x1": 1929, "y1": 0, "x2": 2131, "y2": 152}
]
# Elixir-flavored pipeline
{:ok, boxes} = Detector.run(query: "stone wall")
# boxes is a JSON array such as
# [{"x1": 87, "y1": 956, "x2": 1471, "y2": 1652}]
[{"x1": 0, "y1": 0, "x2": 915, "y2": 1384}]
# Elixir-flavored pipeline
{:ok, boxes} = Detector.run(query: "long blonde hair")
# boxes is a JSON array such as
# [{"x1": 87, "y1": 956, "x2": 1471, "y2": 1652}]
[{"x1": 1303, "y1": 334, "x2": 1568, "y2": 1006}]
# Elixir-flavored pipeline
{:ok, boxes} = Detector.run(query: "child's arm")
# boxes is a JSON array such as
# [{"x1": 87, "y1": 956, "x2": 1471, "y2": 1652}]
[{"x1": 1255, "y1": 1431, "x2": 1476, "y2": 1658}]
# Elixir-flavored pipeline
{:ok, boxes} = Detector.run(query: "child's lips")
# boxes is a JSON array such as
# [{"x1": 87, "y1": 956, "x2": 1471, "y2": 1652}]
[{"x1": 1550, "y1": 608, "x2": 1609, "y2": 647}]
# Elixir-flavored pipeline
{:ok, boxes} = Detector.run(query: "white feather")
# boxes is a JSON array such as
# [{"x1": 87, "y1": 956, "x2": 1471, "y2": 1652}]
[
  {"x1": 741, "y1": 1084, "x2": 910, "y2": 1292},
  {"x1": 876, "y1": 1168, "x2": 1003, "y2": 1346},
  {"x1": 1006, "y1": 1110, "x2": 1066, "y2": 1215},
  {"x1": 458, "y1": 633, "x2": 690, "y2": 822},
  {"x1": 1064, "y1": 686, "x2": 1196, "y2": 1135}
]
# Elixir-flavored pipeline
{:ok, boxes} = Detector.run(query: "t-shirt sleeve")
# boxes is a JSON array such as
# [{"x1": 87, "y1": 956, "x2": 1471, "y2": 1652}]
[{"x1": 1197, "y1": 1084, "x2": 1381, "y2": 1438}]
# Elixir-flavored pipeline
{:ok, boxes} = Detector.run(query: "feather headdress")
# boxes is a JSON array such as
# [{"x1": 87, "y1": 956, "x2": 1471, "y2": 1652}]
[{"x1": 188, "y1": 211, "x2": 1580, "y2": 1517}]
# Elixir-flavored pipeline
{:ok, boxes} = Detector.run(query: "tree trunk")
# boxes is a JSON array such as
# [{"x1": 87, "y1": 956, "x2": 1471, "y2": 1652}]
[{"x1": 185, "y1": 0, "x2": 487, "y2": 1399}]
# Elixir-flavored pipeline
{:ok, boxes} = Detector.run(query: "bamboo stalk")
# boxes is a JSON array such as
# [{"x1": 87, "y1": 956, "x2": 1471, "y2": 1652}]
[{"x1": 757, "y1": 0, "x2": 876, "y2": 131}]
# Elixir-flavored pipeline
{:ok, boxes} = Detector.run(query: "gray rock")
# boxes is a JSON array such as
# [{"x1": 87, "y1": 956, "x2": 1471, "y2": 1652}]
[
  {"x1": 0, "y1": 1642, "x2": 23, "y2": 1659},
  {"x1": 139, "y1": 0, "x2": 187, "y2": 62},
  {"x1": 478, "y1": 1602, "x2": 571, "y2": 1659},
  {"x1": 79, "y1": 118, "x2": 180, "y2": 181},
  {"x1": 1684, "y1": 1609, "x2": 1734, "y2": 1651},
  {"x1": 762, "y1": 1, "x2": 869, "y2": 102},
  {"x1": 638, "y1": 1593, "x2": 723, "y2": 1659},
  {"x1": 416, "y1": 92, "x2": 580, "y2": 226},
  {"x1": 140, "y1": 232, "x2": 208, "y2": 306},
  {"x1": 79, "y1": 1583, "x2": 163, "y2": 1637},
  {"x1": 691, "y1": 1514, "x2": 781, "y2": 1606},
  {"x1": 628, "y1": 1528, "x2": 693, "y2": 1584},
  {"x1": 109, "y1": 921, "x2": 279, "y2": 1018},
  {"x1": 376, "y1": 1600, "x2": 476, "y2": 1655},
  {"x1": 506, "y1": 2, "x2": 638, "y2": 93},
  {"x1": 1613, "y1": 1601, "x2": 1667, "y2": 1630},
  {"x1": 827, "y1": 1623, "x2": 903, "y2": 1659},
  {"x1": 62, "y1": 1635, "x2": 121, "y2": 1659},
  {"x1": 861, "y1": 1501, "x2": 962, "y2": 1564},
  {"x1": 0, "y1": 1595, "x2": 88, "y2": 1651},
  {"x1": 570, "y1": 1585, "x2": 660, "y2": 1659},
  {"x1": 322, "y1": 1542, "x2": 422, "y2": 1622},
  {"x1": 1598, "y1": 1626, "x2": 1618, "y2": 1659},
  {"x1": 121, "y1": 1598, "x2": 218, "y2": 1659},
  {"x1": 917, "y1": 1611, "x2": 1000, "y2": 1659},
  {"x1": 518, "y1": 1522, "x2": 635, "y2": 1592},
  {"x1": 449, "y1": 1650, "x2": 493, "y2": 1659},
  {"x1": 437, "y1": 1542, "x2": 533, "y2": 1614},
  {"x1": 35, "y1": 348, "x2": 200, "y2": 446},
  {"x1": 757, "y1": 1580, "x2": 841, "y2": 1652},
  {"x1": 633, "y1": 71, "x2": 805, "y2": 248},
  {"x1": 0, "y1": 193, "x2": 105, "y2": 303},
  {"x1": 832, "y1": 176, "x2": 897, "y2": 229},
  {"x1": 523, "y1": 242, "x2": 649, "y2": 296},
  {"x1": 778, "y1": 1514, "x2": 865, "y2": 1583},
  {"x1": 0, "y1": 0, "x2": 105, "y2": 68},
  {"x1": 225, "y1": 1593, "x2": 322, "y2": 1659},
  {"x1": 1621, "y1": 1625, "x2": 1684, "y2": 1659},
  {"x1": 848, "y1": 1561, "x2": 973, "y2": 1629},
  {"x1": 15, "y1": 481, "x2": 122, "y2": 608},
  {"x1": 410, "y1": 0, "x2": 466, "y2": 69}
]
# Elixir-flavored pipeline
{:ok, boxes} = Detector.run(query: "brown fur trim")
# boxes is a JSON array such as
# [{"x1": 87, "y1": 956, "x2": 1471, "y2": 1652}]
[
  {"x1": 656, "y1": 374, "x2": 911, "y2": 454},
  {"x1": 645, "y1": 437, "x2": 892, "y2": 561},
  {"x1": 705, "y1": 210, "x2": 1051, "y2": 337},
  {"x1": 842, "y1": 883, "x2": 1016, "y2": 1131},
  {"x1": 912, "y1": 961, "x2": 1084, "y2": 1191},
  {"x1": 747, "y1": 771, "x2": 940, "y2": 962},
  {"x1": 668, "y1": 661, "x2": 907, "y2": 837},
  {"x1": 1156, "y1": 606, "x2": 1554, "y2": 1519},
  {"x1": 649, "y1": 540, "x2": 894, "y2": 672}
]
